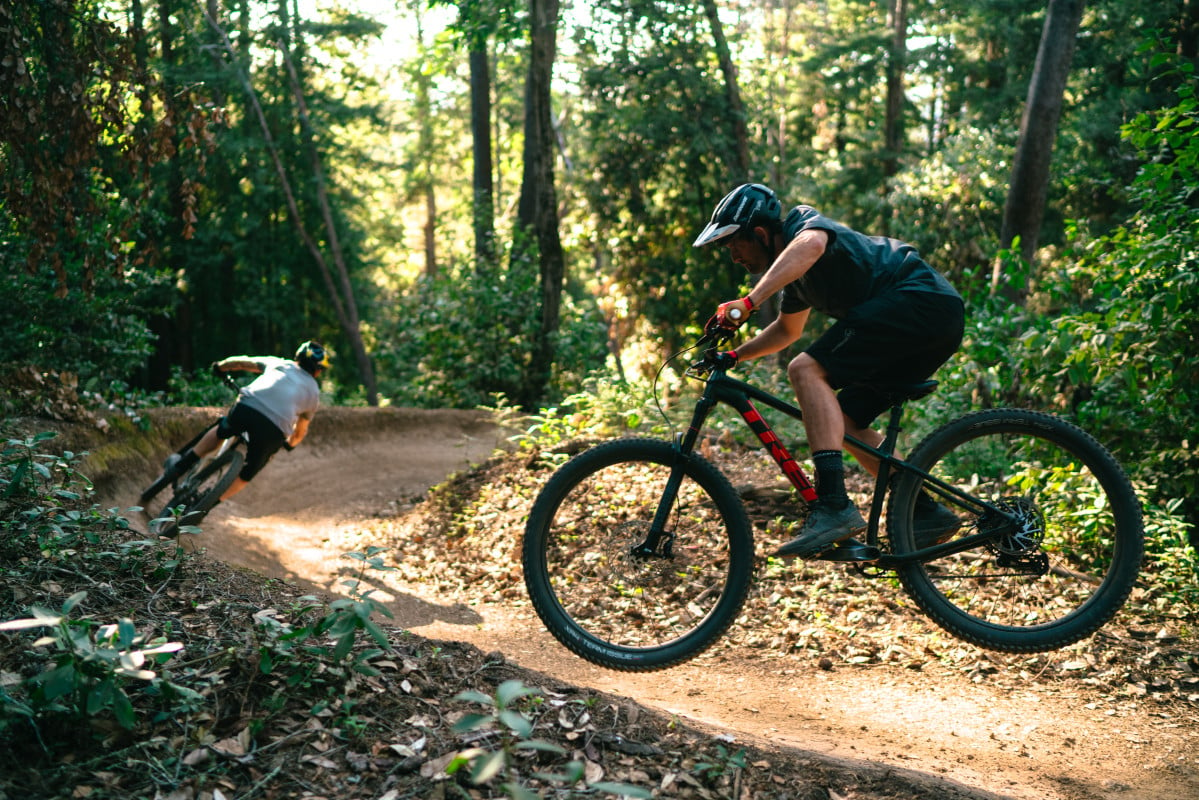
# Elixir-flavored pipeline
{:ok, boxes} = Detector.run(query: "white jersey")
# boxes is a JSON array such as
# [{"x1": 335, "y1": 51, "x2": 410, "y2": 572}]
[{"x1": 235, "y1": 356, "x2": 320, "y2": 436}]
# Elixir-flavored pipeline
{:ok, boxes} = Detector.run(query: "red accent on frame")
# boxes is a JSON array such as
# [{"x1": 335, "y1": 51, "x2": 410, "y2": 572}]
[{"x1": 740, "y1": 401, "x2": 818, "y2": 502}]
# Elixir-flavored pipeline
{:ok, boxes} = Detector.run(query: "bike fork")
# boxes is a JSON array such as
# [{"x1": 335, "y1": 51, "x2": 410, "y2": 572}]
[{"x1": 633, "y1": 392, "x2": 721, "y2": 559}]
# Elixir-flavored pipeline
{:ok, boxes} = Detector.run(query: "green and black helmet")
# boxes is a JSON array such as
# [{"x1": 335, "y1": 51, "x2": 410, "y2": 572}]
[
  {"x1": 295, "y1": 340, "x2": 331, "y2": 374},
  {"x1": 692, "y1": 183, "x2": 783, "y2": 248}
]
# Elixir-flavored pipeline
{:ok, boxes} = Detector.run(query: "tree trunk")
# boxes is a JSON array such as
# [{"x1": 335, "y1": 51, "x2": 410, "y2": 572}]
[
  {"x1": 413, "y1": 6, "x2": 438, "y2": 278},
  {"x1": 701, "y1": 0, "x2": 750, "y2": 181},
  {"x1": 993, "y1": 0, "x2": 1086, "y2": 302},
  {"x1": 202, "y1": 7, "x2": 380, "y2": 405},
  {"x1": 883, "y1": 0, "x2": 908, "y2": 180},
  {"x1": 515, "y1": 0, "x2": 563, "y2": 409},
  {"x1": 470, "y1": 46, "x2": 496, "y2": 267}
]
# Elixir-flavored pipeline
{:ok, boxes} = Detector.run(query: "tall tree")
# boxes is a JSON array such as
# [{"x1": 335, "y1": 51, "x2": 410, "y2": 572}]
[
  {"x1": 203, "y1": 6, "x2": 380, "y2": 404},
  {"x1": 993, "y1": 0, "x2": 1087, "y2": 300},
  {"x1": 883, "y1": 0, "x2": 908, "y2": 182},
  {"x1": 468, "y1": 45, "x2": 495, "y2": 265},
  {"x1": 515, "y1": 0, "x2": 564, "y2": 408},
  {"x1": 411, "y1": 5, "x2": 439, "y2": 277},
  {"x1": 701, "y1": 0, "x2": 749, "y2": 181},
  {"x1": 441, "y1": 0, "x2": 524, "y2": 268}
]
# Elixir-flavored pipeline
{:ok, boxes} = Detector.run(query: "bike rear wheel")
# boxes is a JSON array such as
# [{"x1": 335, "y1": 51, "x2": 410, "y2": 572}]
[
  {"x1": 889, "y1": 409, "x2": 1143, "y2": 652},
  {"x1": 523, "y1": 438, "x2": 754, "y2": 671},
  {"x1": 157, "y1": 447, "x2": 244, "y2": 529}
]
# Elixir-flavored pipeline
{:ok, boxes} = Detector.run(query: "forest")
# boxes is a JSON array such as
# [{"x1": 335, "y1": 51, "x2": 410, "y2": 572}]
[
  {"x1": 2, "y1": 1, "x2": 1197, "y2": 537},
  {"x1": 2, "y1": 2, "x2": 1199, "y2": 797}
]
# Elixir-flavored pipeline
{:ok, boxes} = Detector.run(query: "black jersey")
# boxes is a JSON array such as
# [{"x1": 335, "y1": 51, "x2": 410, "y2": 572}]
[{"x1": 778, "y1": 206, "x2": 960, "y2": 318}]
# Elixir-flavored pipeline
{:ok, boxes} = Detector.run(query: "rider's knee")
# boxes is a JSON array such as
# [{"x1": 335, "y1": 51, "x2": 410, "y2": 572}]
[{"x1": 787, "y1": 353, "x2": 827, "y2": 387}]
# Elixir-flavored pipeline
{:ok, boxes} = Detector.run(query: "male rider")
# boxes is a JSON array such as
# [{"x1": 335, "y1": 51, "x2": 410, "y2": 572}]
[{"x1": 694, "y1": 184, "x2": 964, "y2": 557}]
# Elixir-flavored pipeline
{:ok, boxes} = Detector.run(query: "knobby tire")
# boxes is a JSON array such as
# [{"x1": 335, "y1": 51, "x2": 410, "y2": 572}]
[
  {"x1": 523, "y1": 438, "x2": 754, "y2": 671},
  {"x1": 888, "y1": 409, "x2": 1143, "y2": 652},
  {"x1": 159, "y1": 447, "x2": 245, "y2": 525}
]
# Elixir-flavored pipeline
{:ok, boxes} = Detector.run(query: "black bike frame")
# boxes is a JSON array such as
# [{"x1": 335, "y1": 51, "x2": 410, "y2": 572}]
[{"x1": 649, "y1": 365, "x2": 1018, "y2": 568}]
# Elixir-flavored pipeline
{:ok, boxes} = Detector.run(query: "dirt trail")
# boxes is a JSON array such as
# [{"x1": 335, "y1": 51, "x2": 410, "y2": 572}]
[{"x1": 104, "y1": 407, "x2": 1199, "y2": 800}]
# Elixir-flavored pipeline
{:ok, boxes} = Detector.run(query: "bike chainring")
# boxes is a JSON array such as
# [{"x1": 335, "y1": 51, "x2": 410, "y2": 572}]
[{"x1": 983, "y1": 497, "x2": 1049, "y2": 575}]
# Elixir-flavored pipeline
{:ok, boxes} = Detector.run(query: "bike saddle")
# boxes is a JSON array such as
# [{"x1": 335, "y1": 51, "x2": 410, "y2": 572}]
[{"x1": 871, "y1": 379, "x2": 939, "y2": 405}]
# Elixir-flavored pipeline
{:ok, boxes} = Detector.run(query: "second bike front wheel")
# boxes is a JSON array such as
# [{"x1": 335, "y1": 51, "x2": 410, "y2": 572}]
[
  {"x1": 158, "y1": 447, "x2": 245, "y2": 526},
  {"x1": 523, "y1": 438, "x2": 754, "y2": 671},
  {"x1": 888, "y1": 409, "x2": 1144, "y2": 653}
]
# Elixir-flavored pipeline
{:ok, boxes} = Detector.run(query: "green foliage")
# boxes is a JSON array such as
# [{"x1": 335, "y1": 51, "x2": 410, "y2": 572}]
[
  {"x1": 0, "y1": 252, "x2": 165, "y2": 384},
  {"x1": 374, "y1": 253, "x2": 609, "y2": 409},
  {"x1": 507, "y1": 379, "x2": 662, "y2": 451},
  {"x1": 0, "y1": 433, "x2": 119, "y2": 554},
  {"x1": 450, "y1": 679, "x2": 651, "y2": 799},
  {"x1": 991, "y1": 53, "x2": 1199, "y2": 546},
  {"x1": 693, "y1": 742, "x2": 748, "y2": 781},
  {"x1": 0, "y1": 591, "x2": 186, "y2": 732},
  {"x1": 571, "y1": 0, "x2": 748, "y2": 347},
  {"x1": 252, "y1": 547, "x2": 395, "y2": 690}
]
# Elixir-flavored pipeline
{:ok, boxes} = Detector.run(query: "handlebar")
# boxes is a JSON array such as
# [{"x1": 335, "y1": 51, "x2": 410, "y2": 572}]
[
  {"x1": 689, "y1": 316, "x2": 742, "y2": 377},
  {"x1": 218, "y1": 369, "x2": 242, "y2": 395}
]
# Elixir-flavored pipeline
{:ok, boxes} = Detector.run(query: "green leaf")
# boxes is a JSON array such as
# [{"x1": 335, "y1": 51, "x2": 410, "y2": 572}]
[
  {"x1": 61, "y1": 591, "x2": 88, "y2": 614},
  {"x1": 451, "y1": 712, "x2": 493, "y2": 733},
  {"x1": 499, "y1": 709, "x2": 533, "y2": 738},
  {"x1": 495, "y1": 679, "x2": 537, "y2": 708},
  {"x1": 333, "y1": 630, "x2": 355, "y2": 661},
  {"x1": 589, "y1": 782, "x2": 653, "y2": 798},
  {"x1": 470, "y1": 749, "x2": 506, "y2": 784},
  {"x1": 453, "y1": 689, "x2": 495, "y2": 706},
  {"x1": 501, "y1": 783, "x2": 542, "y2": 800},
  {"x1": 112, "y1": 688, "x2": 136, "y2": 729},
  {"x1": 36, "y1": 663, "x2": 78, "y2": 701}
]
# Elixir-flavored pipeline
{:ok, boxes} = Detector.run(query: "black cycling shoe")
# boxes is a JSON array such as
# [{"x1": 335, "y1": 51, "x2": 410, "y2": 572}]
[
  {"x1": 776, "y1": 501, "x2": 867, "y2": 559},
  {"x1": 913, "y1": 502, "x2": 961, "y2": 548},
  {"x1": 139, "y1": 454, "x2": 185, "y2": 505}
]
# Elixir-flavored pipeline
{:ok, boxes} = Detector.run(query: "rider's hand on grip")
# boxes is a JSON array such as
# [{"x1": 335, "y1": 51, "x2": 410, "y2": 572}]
[
  {"x1": 712, "y1": 350, "x2": 739, "y2": 371},
  {"x1": 716, "y1": 296, "x2": 755, "y2": 328}
]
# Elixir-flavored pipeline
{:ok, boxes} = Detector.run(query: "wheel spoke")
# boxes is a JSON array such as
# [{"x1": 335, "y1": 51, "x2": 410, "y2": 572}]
[
  {"x1": 892, "y1": 410, "x2": 1142, "y2": 652},
  {"x1": 523, "y1": 440, "x2": 753, "y2": 670}
]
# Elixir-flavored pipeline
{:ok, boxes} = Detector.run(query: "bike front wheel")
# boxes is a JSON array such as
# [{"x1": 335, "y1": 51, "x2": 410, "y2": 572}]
[
  {"x1": 889, "y1": 409, "x2": 1144, "y2": 653},
  {"x1": 523, "y1": 438, "x2": 754, "y2": 671}
]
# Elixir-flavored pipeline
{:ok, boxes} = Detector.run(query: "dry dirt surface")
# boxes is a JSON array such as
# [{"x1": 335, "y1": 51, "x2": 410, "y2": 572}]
[{"x1": 100, "y1": 406, "x2": 1199, "y2": 800}]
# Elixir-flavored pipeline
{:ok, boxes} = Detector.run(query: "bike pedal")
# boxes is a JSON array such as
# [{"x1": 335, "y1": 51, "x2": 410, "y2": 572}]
[{"x1": 817, "y1": 538, "x2": 880, "y2": 563}]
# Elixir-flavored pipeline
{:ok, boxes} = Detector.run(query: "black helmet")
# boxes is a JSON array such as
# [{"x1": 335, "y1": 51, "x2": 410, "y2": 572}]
[
  {"x1": 295, "y1": 340, "x2": 330, "y2": 374},
  {"x1": 693, "y1": 183, "x2": 782, "y2": 247}
]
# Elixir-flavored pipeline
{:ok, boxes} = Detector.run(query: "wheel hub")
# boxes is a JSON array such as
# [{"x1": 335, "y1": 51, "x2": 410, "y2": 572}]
[{"x1": 984, "y1": 497, "x2": 1048, "y2": 574}]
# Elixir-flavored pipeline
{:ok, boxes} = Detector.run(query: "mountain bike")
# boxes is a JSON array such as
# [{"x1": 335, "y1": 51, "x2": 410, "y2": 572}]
[
  {"x1": 522, "y1": 322, "x2": 1144, "y2": 671},
  {"x1": 139, "y1": 372, "x2": 248, "y2": 537}
]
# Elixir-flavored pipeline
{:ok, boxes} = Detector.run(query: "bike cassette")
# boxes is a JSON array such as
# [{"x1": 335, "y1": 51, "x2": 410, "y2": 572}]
[{"x1": 982, "y1": 497, "x2": 1049, "y2": 575}]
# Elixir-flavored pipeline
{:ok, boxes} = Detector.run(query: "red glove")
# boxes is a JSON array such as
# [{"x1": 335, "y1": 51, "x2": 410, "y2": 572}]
[
  {"x1": 713, "y1": 350, "x2": 739, "y2": 371},
  {"x1": 716, "y1": 296, "x2": 755, "y2": 326}
]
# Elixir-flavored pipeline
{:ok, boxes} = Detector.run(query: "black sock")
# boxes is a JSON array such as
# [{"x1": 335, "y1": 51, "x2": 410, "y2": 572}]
[{"x1": 813, "y1": 450, "x2": 849, "y2": 509}]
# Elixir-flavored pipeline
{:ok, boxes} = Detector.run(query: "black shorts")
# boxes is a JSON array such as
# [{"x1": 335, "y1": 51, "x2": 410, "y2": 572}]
[
  {"x1": 805, "y1": 290, "x2": 965, "y2": 428},
  {"x1": 216, "y1": 403, "x2": 287, "y2": 481}
]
